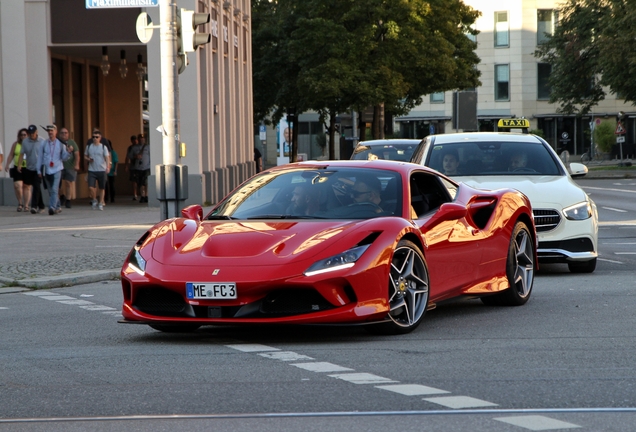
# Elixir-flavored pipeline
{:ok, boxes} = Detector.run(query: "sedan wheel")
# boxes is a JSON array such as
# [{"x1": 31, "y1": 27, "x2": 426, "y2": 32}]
[
  {"x1": 368, "y1": 240, "x2": 429, "y2": 335},
  {"x1": 482, "y1": 221, "x2": 534, "y2": 306}
]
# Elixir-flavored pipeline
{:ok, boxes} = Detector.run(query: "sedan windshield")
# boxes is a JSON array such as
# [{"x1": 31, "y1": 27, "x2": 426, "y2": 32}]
[
  {"x1": 208, "y1": 167, "x2": 402, "y2": 220},
  {"x1": 427, "y1": 141, "x2": 562, "y2": 176},
  {"x1": 351, "y1": 143, "x2": 417, "y2": 162}
]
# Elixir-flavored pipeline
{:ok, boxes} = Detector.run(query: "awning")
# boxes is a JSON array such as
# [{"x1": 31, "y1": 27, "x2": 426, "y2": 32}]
[{"x1": 394, "y1": 116, "x2": 451, "y2": 122}]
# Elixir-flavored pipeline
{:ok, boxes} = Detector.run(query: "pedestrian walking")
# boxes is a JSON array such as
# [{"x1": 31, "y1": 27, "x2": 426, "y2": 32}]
[
  {"x1": 134, "y1": 133, "x2": 150, "y2": 203},
  {"x1": 17, "y1": 125, "x2": 46, "y2": 214},
  {"x1": 254, "y1": 146, "x2": 263, "y2": 173},
  {"x1": 106, "y1": 147, "x2": 118, "y2": 203},
  {"x1": 85, "y1": 130, "x2": 111, "y2": 211},
  {"x1": 4, "y1": 128, "x2": 29, "y2": 211},
  {"x1": 125, "y1": 135, "x2": 139, "y2": 200},
  {"x1": 40, "y1": 125, "x2": 70, "y2": 215},
  {"x1": 58, "y1": 127, "x2": 80, "y2": 209}
]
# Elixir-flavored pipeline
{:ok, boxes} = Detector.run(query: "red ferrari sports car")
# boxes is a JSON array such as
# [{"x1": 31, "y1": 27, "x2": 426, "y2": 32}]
[{"x1": 120, "y1": 160, "x2": 536, "y2": 334}]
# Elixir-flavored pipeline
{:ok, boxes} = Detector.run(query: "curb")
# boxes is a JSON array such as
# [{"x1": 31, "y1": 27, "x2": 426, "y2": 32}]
[{"x1": 1, "y1": 269, "x2": 121, "y2": 290}]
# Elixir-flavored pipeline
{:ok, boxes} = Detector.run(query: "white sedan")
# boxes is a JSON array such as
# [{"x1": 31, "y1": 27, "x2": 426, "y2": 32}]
[{"x1": 410, "y1": 132, "x2": 598, "y2": 273}]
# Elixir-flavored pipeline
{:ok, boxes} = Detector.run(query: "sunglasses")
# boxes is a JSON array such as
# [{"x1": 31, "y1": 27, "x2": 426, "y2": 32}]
[{"x1": 93, "y1": 135, "x2": 100, "y2": 138}]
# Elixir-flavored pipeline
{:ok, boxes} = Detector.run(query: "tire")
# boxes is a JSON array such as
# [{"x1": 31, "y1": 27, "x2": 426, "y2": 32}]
[
  {"x1": 568, "y1": 258, "x2": 596, "y2": 273},
  {"x1": 481, "y1": 221, "x2": 535, "y2": 306},
  {"x1": 148, "y1": 324, "x2": 201, "y2": 333},
  {"x1": 367, "y1": 240, "x2": 429, "y2": 335}
]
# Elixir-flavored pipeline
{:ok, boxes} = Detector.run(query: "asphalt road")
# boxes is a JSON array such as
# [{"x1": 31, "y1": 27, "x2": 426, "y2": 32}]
[{"x1": 1, "y1": 178, "x2": 635, "y2": 431}]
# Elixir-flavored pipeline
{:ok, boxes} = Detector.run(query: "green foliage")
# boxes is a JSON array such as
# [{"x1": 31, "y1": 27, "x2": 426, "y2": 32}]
[
  {"x1": 535, "y1": 0, "x2": 636, "y2": 114},
  {"x1": 594, "y1": 121, "x2": 615, "y2": 153},
  {"x1": 529, "y1": 129, "x2": 544, "y2": 138},
  {"x1": 252, "y1": 0, "x2": 482, "y2": 121}
]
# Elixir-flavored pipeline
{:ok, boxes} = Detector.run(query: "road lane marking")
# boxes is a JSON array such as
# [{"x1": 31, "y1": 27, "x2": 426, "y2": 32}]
[
  {"x1": 290, "y1": 362, "x2": 353, "y2": 373},
  {"x1": 615, "y1": 252, "x2": 636, "y2": 255},
  {"x1": 376, "y1": 384, "x2": 449, "y2": 396},
  {"x1": 81, "y1": 305, "x2": 117, "y2": 311},
  {"x1": 258, "y1": 351, "x2": 314, "y2": 361},
  {"x1": 494, "y1": 415, "x2": 580, "y2": 430},
  {"x1": 328, "y1": 372, "x2": 398, "y2": 385},
  {"x1": 39, "y1": 295, "x2": 76, "y2": 301},
  {"x1": 22, "y1": 292, "x2": 121, "y2": 317},
  {"x1": 57, "y1": 300, "x2": 95, "y2": 306},
  {"x1": 226, "y1": 344, "x2": 280, "y2": 352},
  {"x1": 602, "y1": 206, "x2": 627, "y2": 212},
  {"x1": 598, "y1": 258, "x2": 624, "y2": 264},
  {"x1": 581, "y1": 186, "x2": 636, "y2": 194},
  {"x1": 424, "y1": 396, "x2": 498, "y2": 409}
]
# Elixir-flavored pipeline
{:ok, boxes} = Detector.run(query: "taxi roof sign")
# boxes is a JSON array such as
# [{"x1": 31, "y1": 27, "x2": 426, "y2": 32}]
[{"x1": 498, "y1": 118, "x2": 530, "y2": 128}]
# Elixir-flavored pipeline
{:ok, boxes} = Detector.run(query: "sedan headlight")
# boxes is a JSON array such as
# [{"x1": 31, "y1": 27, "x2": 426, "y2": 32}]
[
  {"x1": 128, "y1": 247, "x2": 147, "y2": 275},
  {"x1": 563, "y1": 201, "x2": 592, "y2": 220},
  {"x1": 304, "y1": 245, "x2": 370, "y2": 277}
]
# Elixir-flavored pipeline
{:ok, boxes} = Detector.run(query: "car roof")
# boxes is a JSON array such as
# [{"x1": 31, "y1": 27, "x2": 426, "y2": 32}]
[
  {"x1": 356, "y1": 139, "x2": 422, "y2": 146},
  {"x1": 430, "y1": 132, "x2": 543, "y2": 144}
]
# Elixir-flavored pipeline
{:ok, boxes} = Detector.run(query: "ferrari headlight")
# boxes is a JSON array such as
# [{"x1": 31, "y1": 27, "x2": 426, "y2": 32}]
[
  {"x1": 304, "y1": 245, "x2": 370, "y2": 277},
  {"x1": 128, "y1": 247, "x2": 147, "y2": 275},
  {"x1": 563, "y1": 201, "x2": 592, "y2": 220}
]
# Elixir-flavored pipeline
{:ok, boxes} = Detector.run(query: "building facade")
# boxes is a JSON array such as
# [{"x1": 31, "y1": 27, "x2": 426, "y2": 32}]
[
  {"x1": 395, "y1": 0, "x2": 635, "y2": 159},
  {"x1": 0, "y1": 0, "x2": 254, "y2": 207}
]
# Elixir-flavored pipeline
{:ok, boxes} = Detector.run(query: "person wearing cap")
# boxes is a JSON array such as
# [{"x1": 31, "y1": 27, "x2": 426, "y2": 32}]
[
  {"x1": 85, "y1": 130, "x2": 111, "y2": 211},
  {"x1": 133, "y1": 133, "x2": 150, "y2": 203},
  {"x1": 17, "y1": 125, "x2": 46, "y2": 214},
  {"x1": 40, "y1": 125, "x2": 71, "y2": 215},
  {"x1": 58, "y1": 128, "x2": 80, "y2": 209},
  {"x1": 125, "y1": 135, "x2": 140, "y2": 200}
]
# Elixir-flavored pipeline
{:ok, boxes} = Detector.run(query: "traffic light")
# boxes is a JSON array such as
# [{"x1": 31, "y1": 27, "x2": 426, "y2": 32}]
[{"x1": 180, "y1": 9, "x2": 211, "y2": 53}]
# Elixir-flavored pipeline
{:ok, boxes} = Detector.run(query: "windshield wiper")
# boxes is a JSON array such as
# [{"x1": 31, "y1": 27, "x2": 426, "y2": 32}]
[
  {"x1": 206, "y1": 215, "x2": 238, "y2": 220},
  {"x1": 246, "y1": 214, "x2": 327, "y2": 220}
]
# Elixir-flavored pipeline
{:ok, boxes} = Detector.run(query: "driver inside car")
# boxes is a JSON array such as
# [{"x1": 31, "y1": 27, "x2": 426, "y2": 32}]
[
  {"x1": 508, "y1": 152, "x2": 528, "y2": 171},
  {"x1": 350, "y1": 176, "x2": 383, "y2": 212}
]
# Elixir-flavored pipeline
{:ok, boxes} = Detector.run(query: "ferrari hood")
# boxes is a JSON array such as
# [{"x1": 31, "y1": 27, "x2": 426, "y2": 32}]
[
  {"x1": 457, "y1": 175, "x2": 588, "y2": 208},
  {"x1": 151, "y1": 219, "x2": 366, "y2": 266}
]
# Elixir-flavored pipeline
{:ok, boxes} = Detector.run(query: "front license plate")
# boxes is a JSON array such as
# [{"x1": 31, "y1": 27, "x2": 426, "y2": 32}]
[{"x1": 186, "y1": 282, "x2": 237, "y2": 300}]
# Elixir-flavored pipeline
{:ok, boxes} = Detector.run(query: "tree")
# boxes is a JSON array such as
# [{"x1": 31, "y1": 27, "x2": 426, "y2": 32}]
[
  {"x1": 535, "y1": 0, "x2": 636, "y2": 115},
  {"x1": 252, "y1": 0, "x2": 482, "y2": 159}
]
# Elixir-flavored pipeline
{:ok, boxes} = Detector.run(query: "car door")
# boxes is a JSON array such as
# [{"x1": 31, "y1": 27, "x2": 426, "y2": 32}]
[{"x1": 409, "y1": 172, "x2": 482, "y2": 300}]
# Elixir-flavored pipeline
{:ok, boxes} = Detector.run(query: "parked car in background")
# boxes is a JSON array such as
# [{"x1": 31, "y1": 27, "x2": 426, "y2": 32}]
[
  {"x1": 411, "y1": 132, "x2": 598, "y2": 273},
  {"x1": 350, "y1": 139, "x2": 421, "y2": 162},
  {"x1": 120, "y1": 160, "x2": 536, "y2": 335}
]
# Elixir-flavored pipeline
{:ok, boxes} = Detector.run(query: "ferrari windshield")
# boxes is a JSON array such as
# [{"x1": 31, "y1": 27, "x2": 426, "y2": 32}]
[
  {"x1": 208, "y1": 167, "x2": 403, "y2": 220},
  {"x1": 427, "y1": 141, "x2": 562, "y2": 176}
]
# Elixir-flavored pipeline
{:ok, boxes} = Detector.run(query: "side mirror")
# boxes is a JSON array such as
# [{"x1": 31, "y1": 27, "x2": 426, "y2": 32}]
[
  {"x1": 436, "y1": 202, "x2": 468, "y2": 222},
  {"x1": 181, "y1": 204, "x2": 203, "y2": 221},
  {"x1": 569, "y1": 162, "x2": 588, "y2": 178}
]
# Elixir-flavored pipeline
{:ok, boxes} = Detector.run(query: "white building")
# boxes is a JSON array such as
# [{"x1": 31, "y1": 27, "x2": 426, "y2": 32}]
[
  {"x1": 0, "y1": 0, "x2": 254, "y2": 207},
  {"x1": 395, "y1": 0, "x2": 635, "y2": 158}
]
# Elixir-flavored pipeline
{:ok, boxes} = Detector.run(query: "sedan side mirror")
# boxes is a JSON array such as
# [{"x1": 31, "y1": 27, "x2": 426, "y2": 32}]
[
  {"x1": 569, "y1": 162, "x2": 588, "y2": 178},
  {"x1": 181, "y1": 204, "x2": 203, "y2": 221}
]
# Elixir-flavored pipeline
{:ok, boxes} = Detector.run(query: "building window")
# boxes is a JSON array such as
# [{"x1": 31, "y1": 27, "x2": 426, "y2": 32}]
[
  {"x1": 494, "y1": 11, "x2": 509, "y2": 47},
  {"x1": 495, "y1": 64, "x2": 509, "y2": 101},
  {"x1": 537, "y1": 9, "x2": 557, "y2": 44},
  {"x1": 430, "y1": 92, "x2": 445, "y2": 103},
  {"x1": 538, "y1": 63, "x2": 552, "y2": 100}
]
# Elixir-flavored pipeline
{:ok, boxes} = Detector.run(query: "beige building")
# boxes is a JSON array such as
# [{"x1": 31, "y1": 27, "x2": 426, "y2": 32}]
[
  {"x1": 396, "y1": 0, "x2": 635, "y2": 158},
  {"x1": 0, "y1": 0, "x2": 254, "y2": 207}
]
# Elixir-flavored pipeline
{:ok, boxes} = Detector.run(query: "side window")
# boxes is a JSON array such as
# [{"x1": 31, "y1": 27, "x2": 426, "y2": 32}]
[{"x1": 409, "y1": 172, "x2": 454, "y2": 219}]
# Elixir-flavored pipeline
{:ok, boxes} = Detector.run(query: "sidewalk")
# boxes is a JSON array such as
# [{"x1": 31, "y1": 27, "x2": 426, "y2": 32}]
[{"x1": 0, "y1": 197, "x2": 163, "y2": 292}]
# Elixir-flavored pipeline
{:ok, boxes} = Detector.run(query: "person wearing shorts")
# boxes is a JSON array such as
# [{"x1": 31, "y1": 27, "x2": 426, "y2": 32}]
[
  {"x1": 134, "y1": 133, "x2": 150, "y2": 203},
  {"x1": 85, "y1": 130, "x2": 111, "y2": 211},
  {"x1": 4, "y1": 128, "x2": 29, "y2": 211},
  {"x1": 18, "y1": 125, "x2": 45, "y2": 214},
  {"x1": 59, "y1": 128, "x2": 80, "y2": 208}
]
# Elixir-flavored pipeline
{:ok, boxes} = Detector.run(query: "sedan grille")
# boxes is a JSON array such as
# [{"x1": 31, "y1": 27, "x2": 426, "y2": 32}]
[
  {"x1": 533, "y1": 209, "x2": 561, "y2": 232},
  {"x1": 260, "y1": 289, "x2": 334, "y2": 316}
]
